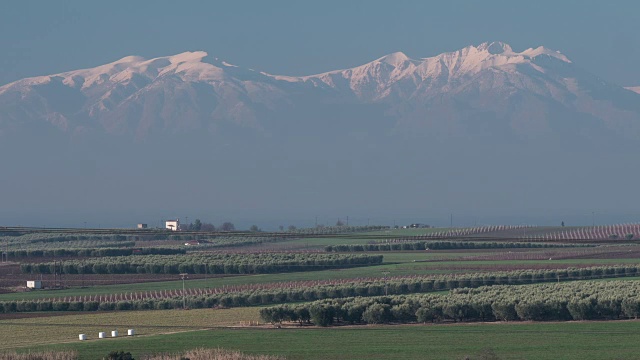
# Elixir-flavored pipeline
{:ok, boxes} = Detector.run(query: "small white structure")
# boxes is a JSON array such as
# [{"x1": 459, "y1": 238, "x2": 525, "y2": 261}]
[
  {"x1": 137, "y1": 223, "x2": 148, "y2": 229},
  {"x1": 165, "y1": 219, "x2": 180, "y2": 231},
  {"x1": 98, "y1": 332, "x2": 106, "y2": 339},
  {"x1": 111, "y1": 330, "x2": 118, "y2": 337},
  {"x1": 128, "y1": 329, "x2": 135, "y2": 336},
  {"x1": 79, "y1": 334, "x2": 86, "y2": 341},
  {"x1": 26, "y1": 280, "x2": 42, "y2": 289}
]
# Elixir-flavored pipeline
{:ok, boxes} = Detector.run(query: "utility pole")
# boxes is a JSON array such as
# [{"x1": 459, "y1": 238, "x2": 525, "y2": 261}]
[
  {"x1": 346, "y1": 216, "x2": 349, "y2": 226},
  {"x1": 450, "y1": 214, "x2": 453, "y2": 228},
  {"x1": 382, "y1": 271, "x2": 390, "y2": 296},
  {"x1": 180, "y1": 273, "x2": 188, "y2": 309},
  {"x1": 592, "y1": 212, "x2": 595, "y2": 227}
]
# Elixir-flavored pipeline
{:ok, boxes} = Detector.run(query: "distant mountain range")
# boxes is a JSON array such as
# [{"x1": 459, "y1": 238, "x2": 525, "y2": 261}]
[
  {"x1": 2, "y1": 42, "x2": 640, "y2": 227},
  {"x1": 1, "y1": 41, "x2": 639, "y2": 140}
]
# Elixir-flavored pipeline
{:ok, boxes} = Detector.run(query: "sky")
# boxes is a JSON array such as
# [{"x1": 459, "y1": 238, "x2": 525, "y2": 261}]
[
  {"x1": 1, "y1": 0, "x2": 639, "y2": 87},
  {"x1": 2, "y1": 0, "x2": 640, "y2": 229}
]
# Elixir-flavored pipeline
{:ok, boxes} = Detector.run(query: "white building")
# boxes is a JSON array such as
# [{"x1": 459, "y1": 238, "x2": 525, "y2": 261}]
[
  {"x1": 137, "y1": 223, "x2": 148, "y2": 229},
  {"x1": 165, "y1": 219, "x2": 180, "y2": 231},
  {"x1": 27, "y1": 280, "x2": 42, "y2": 289}
]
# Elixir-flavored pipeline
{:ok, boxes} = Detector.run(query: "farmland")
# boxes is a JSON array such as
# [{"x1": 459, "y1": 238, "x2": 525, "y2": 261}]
[
  {"x1": 18, "y1": 321, "x2": 640, "y2": 360},
  {"x1": 3, "y1": 224, "x2": 640, "y2": 358}
]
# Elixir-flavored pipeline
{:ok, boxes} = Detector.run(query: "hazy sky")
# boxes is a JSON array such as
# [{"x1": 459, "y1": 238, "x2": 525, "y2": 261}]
[
  {"x1": 1, "y1": 0, "x2": 639, "y2": 86},
  {"x1": 2, "y1": 1, "x2": 640, "y2": 228}
]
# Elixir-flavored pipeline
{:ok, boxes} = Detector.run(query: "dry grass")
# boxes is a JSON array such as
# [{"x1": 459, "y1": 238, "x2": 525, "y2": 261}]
[
  {"x1": 0, "y1": 308, "x2": 261, "y2": 351},
  {"x1": 0, "y1": 351, "x2": 77, "y2": 360},
  {"x1": 143, "y1": 348, "x2": 284, "y2": 360}
]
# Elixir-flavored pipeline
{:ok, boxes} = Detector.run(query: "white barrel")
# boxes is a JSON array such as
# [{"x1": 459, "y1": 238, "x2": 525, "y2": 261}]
[
  {"x1": 111, "y1": 330, "x2": 118, "y2": 337},
  {"x1": 127, "y1": 329, "x2": 135, "y2": 336},
  {"x1": 79, "y1": 334, "x2": 86, "y2": 341},
  {"x1": 98, "y1": 332, "x2": 106, "y2": 339}
]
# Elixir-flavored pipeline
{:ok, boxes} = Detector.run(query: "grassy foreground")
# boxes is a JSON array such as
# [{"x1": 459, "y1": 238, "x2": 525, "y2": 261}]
[
  {"x1": 0, "y1": 308, "x2": 260, "y2": 350},
  {"x1": 18, "y1": 320, "x2": 640, "y2": 360}
]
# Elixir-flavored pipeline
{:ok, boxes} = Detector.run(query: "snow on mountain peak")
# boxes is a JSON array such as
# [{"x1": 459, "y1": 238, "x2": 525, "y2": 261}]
[
  {"x1": 521, "y1": 46, "x2": 571, "y2": 63},
  {"x1": 626, "y1": 86, "x2": 640, "y2": 95},
  {"x1": 112, "y1": 55, "x2": 146, "y2": 64},
  {"x1": 376, "y1": 52, "x2": 412, "y2": 66},
  {"x1": 168, "y1": 51, "x2": 208, "y2": 64},
  {"x1": 477, "y1": 41, "x2": 513, "y2": 54}
]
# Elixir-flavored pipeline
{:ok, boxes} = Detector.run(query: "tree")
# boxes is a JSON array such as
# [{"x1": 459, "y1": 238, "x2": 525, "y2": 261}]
[
  {"x1": 192, "y1": 219, "x2": 202, "y2": 231},
  {"x1": 362, "y1": 303, "x2": 391, "y2": 324},
  {"x1": 249, "y1": 225, "x2": 261, "y2": 232},
  {"x1": 200, "y1": 222, "x2": 216, "y2": 231},
  {"x1": 288, "y1": 225, "x2": 297, "y2": 232},
  {"x1": 336, "y1": 219, "x2": 345, "y2": 227},
  {"x1": 220, "y1": 222, "x2": 235, "y2": 231}
]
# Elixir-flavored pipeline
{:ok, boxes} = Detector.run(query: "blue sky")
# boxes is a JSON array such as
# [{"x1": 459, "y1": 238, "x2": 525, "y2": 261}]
[{"x1": 1, "y1": 0, "x2": 639, "y2": 86}]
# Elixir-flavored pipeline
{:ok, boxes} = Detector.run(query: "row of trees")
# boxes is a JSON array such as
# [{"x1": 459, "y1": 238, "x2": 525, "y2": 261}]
[
  {"x1": 5, "y1": 246, "x2": 185, "y2": 259},
  {"x1": 182, "y1": 220, "x2": 234, "y2": 232},
  {"x1": 260, "y1": 280, "x2": 640, "y2": 326},
  {"x1": 325, "y1": 241, "x2": 586, "y2": 252},
  {"x1": 1, "y1": 233, "x2": 133, "y2": 251},
  {"x1": 5, "y1": 264, "x2": 640, "y2": 313},
  {"x1": 20, "y1": 253, "x2": 384, "y2": 275},
  {"x1": 193, "y1": 236, "x2": 288, "y2": 249},
  {"x1": 286, "y1": 225, "x2": 389, "y2": 235}
]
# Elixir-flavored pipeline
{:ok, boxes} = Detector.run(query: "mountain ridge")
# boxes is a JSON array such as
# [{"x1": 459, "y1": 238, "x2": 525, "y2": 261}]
[
  {"x1": 1, "y1": 42, "x2": 640, "y2": 225},
  {"x1": 1, "y1": 41, "x2": 639, "y2": 140}
]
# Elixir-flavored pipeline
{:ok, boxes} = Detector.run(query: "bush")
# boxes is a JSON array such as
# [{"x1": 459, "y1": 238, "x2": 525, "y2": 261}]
[
  {"x1": 107, "y1": 351, "x2": 134, "y2": 360},
  {"x1": 362, "y1": 303, "x2": 391, "y2": 324}
]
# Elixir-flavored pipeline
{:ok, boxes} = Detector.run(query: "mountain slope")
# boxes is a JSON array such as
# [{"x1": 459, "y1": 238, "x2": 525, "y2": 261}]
[
  {"x1": 299, "y1": 41, "x2": 640, "y2": 138},
  {"x1": 1, "y1": 42, "x2": 640, "y2": 226},
  {"x1": 626, "y1": 86, "x2": 640, "y2": 94},
  {"x1": 0, "y1": 51, "x2": 302, "y2": 138},
  {"x1": 1, "y1": 41, "x2": 639, "y2": 141}
]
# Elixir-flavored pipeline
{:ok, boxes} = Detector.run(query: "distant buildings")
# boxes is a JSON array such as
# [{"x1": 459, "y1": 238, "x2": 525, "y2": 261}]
[
  {"x1": 27, "y1": 280, "x2": 42, "y2": 289},
  {"x1": 165, "y1": 219, "x2": 180, "y2": 231},
  {"x1": 137, "y1": 223, "x2": 148, "y2": 229}
]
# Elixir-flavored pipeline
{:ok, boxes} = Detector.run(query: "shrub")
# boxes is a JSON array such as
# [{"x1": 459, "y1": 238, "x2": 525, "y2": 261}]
[{"x1": 362, "y1": 303, "x2": 391, "y2": 324}]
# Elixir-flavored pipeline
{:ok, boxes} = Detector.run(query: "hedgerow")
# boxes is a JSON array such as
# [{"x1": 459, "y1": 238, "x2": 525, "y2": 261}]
[
  {"x1": 6, "y1": 247, "x2": 183, "y2": 259},
  {"x1": 3, "y1": 264, "x2": 640, "y2": 314},
  {"x1": 20, "y1": 253, "x2": 384, "y2": 275},
  {"x1": 325, "y1": 241, "x2": 589, "y2": 252},
  {"x1": 260, "y1": 280, "x2": 640, "y2": 326}
]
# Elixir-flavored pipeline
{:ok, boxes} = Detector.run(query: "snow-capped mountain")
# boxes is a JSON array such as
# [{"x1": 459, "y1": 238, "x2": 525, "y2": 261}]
[
  {"x1": 0, "y1": 51, "x2": 299, "y2": 138},
  {"x1": 299, "y1": 41, "x2": 572, "y2": 102},
  {"x1": 2, "y1": 42, "x2": 640, "y2": 226},
  {"x1": 1, "y1": 41, "x2": 639, "y2": 140}
]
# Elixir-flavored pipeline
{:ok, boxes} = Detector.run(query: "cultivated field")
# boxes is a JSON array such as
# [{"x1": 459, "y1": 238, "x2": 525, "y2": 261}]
[{"x1": 3, "y1": 224, "x2": 640, "y2": 359}]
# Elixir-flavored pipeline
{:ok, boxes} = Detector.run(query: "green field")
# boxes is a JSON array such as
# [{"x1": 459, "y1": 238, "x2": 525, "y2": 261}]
[
  {"x1": 18, "y1": 320, "x2": 640, "y2": 360},
  {"x1": 4, "y1": 252, "x2": 640, "y2": 302},
  {"x1": 4, "y1": 226, "x2": 640, "y2": 359}
]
